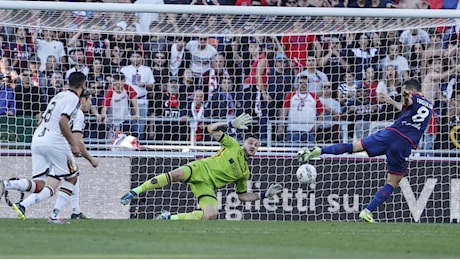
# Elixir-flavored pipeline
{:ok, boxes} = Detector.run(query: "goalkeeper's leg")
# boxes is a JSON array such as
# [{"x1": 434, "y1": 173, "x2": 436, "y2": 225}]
[
  {"x1": 121, "y1": 166, "x2": 192, "y2": 205},
  {"x1": 169, "y1": 196, "x2": 217, "y2": 220}
]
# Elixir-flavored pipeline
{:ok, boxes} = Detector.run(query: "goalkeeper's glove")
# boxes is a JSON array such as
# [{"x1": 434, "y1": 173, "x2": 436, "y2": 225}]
[
  {"x1": 259, "y1": 184, "x2": 283, "y2": 200},
  {"x1": 229, "y1": 113, "x2": 252, "y2": 130}
]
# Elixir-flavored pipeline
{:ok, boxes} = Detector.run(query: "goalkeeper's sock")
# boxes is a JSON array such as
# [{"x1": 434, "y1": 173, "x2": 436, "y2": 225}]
[
  {"x1": 366, "y1": 183, "x2": 395, "y2": 212},
  {"x1": 322, "y1": 143, "x2": 353, "y2": 155},
  {"x1": 133, "y1": 173, "x2": 171, "y2": 194},
  {"x1": 170, "y1": 210, "x2": 204, "y2": 220}
]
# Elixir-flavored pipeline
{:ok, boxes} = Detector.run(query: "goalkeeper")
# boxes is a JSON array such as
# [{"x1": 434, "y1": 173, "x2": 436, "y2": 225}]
[{"x1": 120, "y1": 113, "x2": 283, "y2": 220}]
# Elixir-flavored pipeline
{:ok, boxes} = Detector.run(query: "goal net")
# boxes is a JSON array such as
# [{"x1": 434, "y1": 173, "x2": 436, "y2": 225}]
[{"x1": 0, "y1": 1, "x2": 459, "y2": 223}]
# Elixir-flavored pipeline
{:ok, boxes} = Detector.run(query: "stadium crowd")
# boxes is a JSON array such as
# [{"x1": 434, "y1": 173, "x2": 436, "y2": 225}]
[{"x1": 0, "y1": 0, "x2": 459, "y2": 154}]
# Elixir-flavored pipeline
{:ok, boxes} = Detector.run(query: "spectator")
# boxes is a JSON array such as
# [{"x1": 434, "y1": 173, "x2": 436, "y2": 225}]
[
  {"x1": 185, "y1": 36, "x2": 217, "y2": 87},
  {"x1": 151, "y1": 51, "x2": 170, "y2": 89},
  {"x1": 150, "y1": 76, "x2": 187, "y2": 141},
  {"x1": 134, "y1": 0, "x2": 164, "y2": 35},
  {"x1": 276, "y1": 75, "x2": 324, "y2": 143},
  {"x1": 120, "y1": 49, "x2": 155, "y2": 140},
  {"x1": 103, "y1": 43, "x2": 128, "y2": 78},
  {"x1": 370, "y1": 0, "x2": 397, "y2": 8},
  {"x1": 32, "y1": 28, "x2": 66, "y2": 72},
  {"x1": 43, "y1": 55, "x2": 62, "y2": 79},
  {"x1": 0, "y1": 74, "x2": 15, "y2": 116},
  {"x1": 317, "y1": 84, "x2": 341, "y2": 143},
  {"x1": 27, "y1": 56, "x2": 46, "y2": 89},
  {"x1": 65, "y1": 48, "x2": 89, "y2": 79},
  {"x1": 180, "y1": 89, "x2": 210, "y2": 142},
  {"x1": 422, "y1": 57, "x2": 460, "y2": 118},
  {"x1": 179, "y1": 68, "x2": 198, "y2": 99},
  {"x1": 10, "y1": 26, "x2": 34, "y2": 73},
  {"x1": 362, "y1": 66, "x2": 378, "y2": 104},
  {"x1": 399, "y1": 28, "x2": 430, "y2": 58},
  {"x1": 337, "y1": 72, "x2": 358, "y2": 106},
  {"x1": 14, "y1": 70, "x2": 45, "y2": 122},
  {"x1": 207, "y1": 76, "x2": 236, "y2": 120},
  {"x1": 67, "y1": 26, "x2": 110, "y2": 66},
  {"x1": 0, "y1": 57, "x2": 19, "y2": 82},
  {"x1": 208, "y1": 53, "x2": 231, "y2": 99},
  {"x1": 266, "y1": 53, "x2": 294, "y2": 124},
  {"x1": 348, "y1": 0, "x2": 370, "y2": 7},
  {"x1": 100, "y1": 73, "x2": 140, "y2": 140},
  {"x1": 379, "y1": 41, "x2": 410, "y2": 83},
  {"x1": 376, "y1": 65, "x2": 401, "y2": 121},
  {"x1": 294, "y1": 53, "x2": 331, "y2": 94},
  {"x1": 421, "y1": 31, "x2": 447, "y2": 75},
  {"x1": 239, "y1": 40, "x2": 275, "y2": 141},
  {"x1": 342, "y1": 84, "x2": 379, "y2": 140},
  {"x1": 167, "y1": 36, "x2": 190, "y2": 78},
  {"x1": 0, "y1": 34, "x2": 10, "y2": 60},
  {"x1": 319, "y1": 35, "x2": 349, "y2": 90},
  {"x1": 345, "y1": 33, "x2": 379, "y2": 82},
  {"x1": 281, "y1": 17, "x2": 322, "y2": 70},
  {"x1": 408, "y1": 42, "x2": 425, "y2": 82},
  {"x1": 45, "y1": 71, "x2": 65, "y2": 100},
  {"x1": 144, "y1": 34, "x2": 169, "y2": 66}
]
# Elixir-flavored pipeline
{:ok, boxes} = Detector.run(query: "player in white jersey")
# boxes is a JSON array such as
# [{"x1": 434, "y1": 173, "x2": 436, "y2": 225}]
[
  {"x1": 68, "y1": 89, "x2": 99, "y2": 219},
  {"x1": 1, "y1": 89, "x2": 98, "y2": 220},
  {"x1": 12, "y1": 72, "x2": 86, "y2": 224}
]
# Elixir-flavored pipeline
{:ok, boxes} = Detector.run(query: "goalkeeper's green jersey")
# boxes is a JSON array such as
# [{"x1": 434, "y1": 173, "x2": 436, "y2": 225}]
[{"x1": 199, "y1": 134, "x2": 250, "y2": 193}]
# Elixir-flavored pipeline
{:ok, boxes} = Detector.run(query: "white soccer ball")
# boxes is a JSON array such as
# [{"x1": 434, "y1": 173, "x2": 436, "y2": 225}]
[{"x1": 296, "y1": 164, "x2": 317, "y2": 184}]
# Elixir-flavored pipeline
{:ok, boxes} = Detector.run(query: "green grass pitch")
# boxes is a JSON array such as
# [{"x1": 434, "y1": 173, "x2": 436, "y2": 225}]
[{"x1": 1, "y1": 219, "x2": 459, "y2": 258}]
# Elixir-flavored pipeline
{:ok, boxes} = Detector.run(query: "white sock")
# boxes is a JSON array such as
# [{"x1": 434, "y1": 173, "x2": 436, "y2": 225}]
[
  {"x1": 6, "y1": 179, "x2": 36, "y2": 192},
  {"x1": 70, "y1": 178, "x2": 81, "y2": 214},
  {"x1": 50, "y1": 181, "x2": 74, "y2": 219},
  {"x1": 20, "y1": 186, "x2": 53, "y2": 208}
]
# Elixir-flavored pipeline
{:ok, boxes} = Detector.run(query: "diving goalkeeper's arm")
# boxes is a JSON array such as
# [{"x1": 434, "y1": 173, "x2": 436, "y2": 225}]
[
  {"x1": 207, "y1": 112, "x2": 253, "y2": 141},
  {"x1": 238, "y1": 184, "x2": 283, "y2": 201}
]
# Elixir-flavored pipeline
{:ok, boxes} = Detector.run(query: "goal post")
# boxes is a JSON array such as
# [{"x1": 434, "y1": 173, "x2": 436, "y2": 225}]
[{"x1": 0, "y1": 1, "x2": 459, "y2": 223}]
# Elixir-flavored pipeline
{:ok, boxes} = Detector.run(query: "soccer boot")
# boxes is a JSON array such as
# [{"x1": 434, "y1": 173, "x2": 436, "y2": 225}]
[
  {"x1": 298, "y1": 146, "x2": 321, "y2": 163},
  {"x1": 71, "y1": 212, "x2": 90, "y2": 220},
  {"x1": 48, "y1": 217, "x2": 70, "y2": 224},
  {"x1": 359, "y1": 209, "x2": 375, "y2": 223},
  {"x1": 12, "y1": 203, "x2": 26, "y2": 220},
  {"x1": 155, "y1": 209, "x2": 171, "y2": 220},
  {"x1": 120, "y1": 190, "x2": 137, "y2": 205}
]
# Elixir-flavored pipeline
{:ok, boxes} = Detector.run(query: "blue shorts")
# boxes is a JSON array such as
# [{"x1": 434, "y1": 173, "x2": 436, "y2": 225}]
[{"x1": 361, "y1": 129, "x2": 412, "y2": 176}]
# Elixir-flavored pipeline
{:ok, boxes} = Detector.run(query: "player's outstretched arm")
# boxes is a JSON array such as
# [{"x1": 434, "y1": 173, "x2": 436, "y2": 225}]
[
  {"x1": 238, "y1": 184, "x2": 283, "y2": 202},
  {"x1": 207, "y1": 113, "x2": 253, "y2": 141},
  {"x1": 73, "y1": 132, "x2": 98, "y2": 168}
]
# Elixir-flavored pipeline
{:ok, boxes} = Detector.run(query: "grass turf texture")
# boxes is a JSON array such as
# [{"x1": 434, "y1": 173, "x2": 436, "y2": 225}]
[{"x1": 1, "y1": 219, "x2": 459, "y2": 258}]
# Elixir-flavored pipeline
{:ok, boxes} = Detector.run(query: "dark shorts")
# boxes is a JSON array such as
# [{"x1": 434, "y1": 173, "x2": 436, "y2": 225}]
[{"x1": 362, "y1": 129, "x2": 412, "y2": 176}]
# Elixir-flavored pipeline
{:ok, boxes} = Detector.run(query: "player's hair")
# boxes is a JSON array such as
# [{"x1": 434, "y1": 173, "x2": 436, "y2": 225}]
[
  {"x1": 244, "y1": 133, "x2": 259, "y2": 141},
  {"x1": 403, "y1": 78, "x2": 422, "y2": 92},
  {"x1": 68, "y1": 72, "x2": 86, "y2": 89}
]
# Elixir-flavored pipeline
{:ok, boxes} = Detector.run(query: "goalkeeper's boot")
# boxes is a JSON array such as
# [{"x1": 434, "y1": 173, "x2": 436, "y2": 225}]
[
  {"x1": 359, "y1": 209, "x2": 375, "y2": 223},
  {"x1": 12, "y1": 203, "x2": 26, "y2": 220},
  {"x1": 298, "y1": 146, "x2": 321, "y2": 163},
  {"x1": 155, "y1": 209, "x2": 171, "y2": 220},
  {"x1": 48, "y1": 217, "x2": 70, "y2": 224},
  {"x1": 71, "y1": 212, "x2": 90, "y2": 220},
  {"x1": 120, "y1": 190, "x2": 137, "y2": 205}
]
